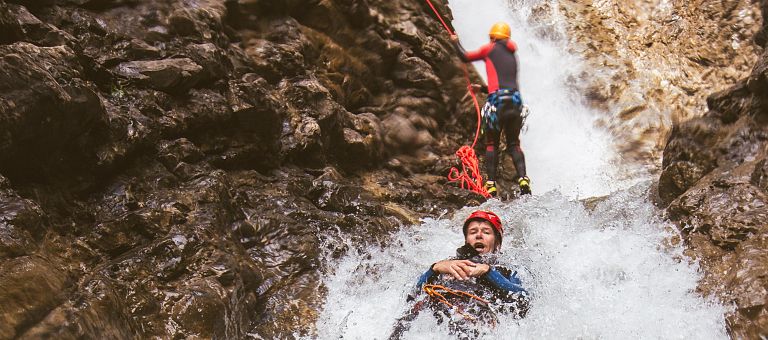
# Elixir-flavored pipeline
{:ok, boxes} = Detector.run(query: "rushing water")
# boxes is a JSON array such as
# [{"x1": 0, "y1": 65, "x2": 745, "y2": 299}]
[
  {"x1": 313, "y1": 0, "x2": 729, "y2": 338},
  {"x1": 450, "y1": 0, "x2": 645, "y2": 198}
]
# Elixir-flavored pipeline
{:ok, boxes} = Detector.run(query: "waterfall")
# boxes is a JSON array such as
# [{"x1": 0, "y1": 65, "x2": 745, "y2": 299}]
[
  {"x1": 450, "y1": 0, "x2": 645, "y2": 198},
  {"x1": 312, "y1": 0, "x2": 728, "y2": 338}
]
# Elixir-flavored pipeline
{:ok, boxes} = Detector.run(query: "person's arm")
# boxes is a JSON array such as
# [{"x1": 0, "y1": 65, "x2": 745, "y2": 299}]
[
  {"x1": 504, "y1": 39, "x2": 517, "y2": 53},
  {"x1": 416, "y1": 258, "x2": 473, "y2": 288},
  {"x1": 450, "y1": 36, "x2": 491, "y2": 62},
  {"x1": 432, "y1": 259, "x2": 480, "y2": 280},
  {"x1": 484, "y1": 267, "x2": 527, "y2": 294},
  {"x1": 416, "y1": 265, "x2": 436, "y2": 287}
]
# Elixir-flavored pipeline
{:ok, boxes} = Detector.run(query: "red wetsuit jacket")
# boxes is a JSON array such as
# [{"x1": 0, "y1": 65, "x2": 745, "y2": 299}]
[{"x1": 453, "y1": 39, "x2": 519, "y2": 93}]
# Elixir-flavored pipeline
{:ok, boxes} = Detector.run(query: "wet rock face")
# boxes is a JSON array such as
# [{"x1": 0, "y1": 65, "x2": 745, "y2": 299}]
[
  {"x1": 0, "y1": 175, "x2": 45, "y2": 259},
  {"x1": 556, "y1": 0, "x2": 762, "y2": 167},
  {"x1": 0, "y1": 0, "x2": 480, "y2": 338},
  {"x1": 660, "y1": 16, "x2": 768, "y2": 336},
  {"x1": 113, "y1": 58, "x2": 205, "y2": 92},
  {"x1": 0, "y1": 256, "x2": 70, "y2": 339},
  {"x1": 0, "y1": 42, "x2": 106, "y2": 181}
]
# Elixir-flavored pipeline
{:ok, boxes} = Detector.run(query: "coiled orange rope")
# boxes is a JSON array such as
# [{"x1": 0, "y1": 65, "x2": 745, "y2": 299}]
[
  {"x1": 423, "y1": 284, "x2": 491, "y2": 322},
  {"x1": 424, "y1": 0, "x2": 490, "y2": 198}
]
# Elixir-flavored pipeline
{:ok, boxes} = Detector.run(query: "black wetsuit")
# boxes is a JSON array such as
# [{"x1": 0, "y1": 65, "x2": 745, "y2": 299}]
[
  {"x1": 453, "y1": 39, "x2": 527, "y2": 181},
  {"x1": 388, "y1": 244, "x2": 529, "y2": 339}
]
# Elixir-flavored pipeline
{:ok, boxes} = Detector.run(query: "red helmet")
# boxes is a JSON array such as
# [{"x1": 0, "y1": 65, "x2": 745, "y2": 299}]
[{"x1": 463, "y1": 210, "x2": 503, "y2": 239}]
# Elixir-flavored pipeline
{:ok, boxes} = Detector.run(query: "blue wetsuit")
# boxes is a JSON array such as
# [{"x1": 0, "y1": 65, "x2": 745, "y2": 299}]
[{"x1": 388, "y1": 244, "x2": 529, "y2": 339}]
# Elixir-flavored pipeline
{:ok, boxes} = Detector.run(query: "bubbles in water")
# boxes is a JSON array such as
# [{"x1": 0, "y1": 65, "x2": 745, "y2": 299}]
[
  {"x1": 449, "y1": 0, "x2": 646, "y2": 198},
  {"x1": 313, "y1": 0, "x2": 727, "y2": 338},
  {"x1": 314, "y1": 184, "x2": 728, "y2": 339}
]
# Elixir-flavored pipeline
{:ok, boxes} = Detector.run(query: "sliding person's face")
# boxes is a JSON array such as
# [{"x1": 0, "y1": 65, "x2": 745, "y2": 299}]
[{"x1": 464, "y1": 221, "x2": 497, "y2": 254}]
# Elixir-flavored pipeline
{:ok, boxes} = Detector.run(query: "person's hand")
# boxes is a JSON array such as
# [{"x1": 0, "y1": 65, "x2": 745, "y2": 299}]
[
  {"x1": 432, "y1": 260, "x2": 476, "y2": 280},
  {"x1": 470, "y1": 83, "x2": 484, "y2": 92},
  {"x1": 466, "y1": 263, "x2": 490, "y2": 277},
  {"x1": 449, "y1": 34, "x2": 459, "y2": 42}
]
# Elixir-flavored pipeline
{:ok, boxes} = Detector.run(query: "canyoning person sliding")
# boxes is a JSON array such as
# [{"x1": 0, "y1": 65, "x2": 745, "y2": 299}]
[
  {"x1": 451, "y1": 22, "x2": 531, "y2": 197},
  {"x1": 388, "y1": 210, "x2": 529, "y2": 339}
]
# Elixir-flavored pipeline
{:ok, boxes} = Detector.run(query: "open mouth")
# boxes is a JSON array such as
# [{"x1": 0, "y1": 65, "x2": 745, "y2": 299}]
[{"x1": 473, "y1": 242, "x2": 486, "y2": 251}]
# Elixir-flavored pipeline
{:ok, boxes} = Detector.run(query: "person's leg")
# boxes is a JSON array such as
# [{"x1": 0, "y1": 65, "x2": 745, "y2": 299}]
[
  {"x1": 497, "y1": 99, "x2": 526, "y2": 178},
  {"x1": 481, "y1": 98, "x2": 502, "y2": 182},
  {"x1": 482, "y1": 104, "x2": 501, "y2": 197},
  {"x1": 499, "y1": 100, "x2": 531, "y2": 194},
  {"x1": 484, "y1": 133, "x2": 500, "y2": 182},
  {"x1": 505, "y1": 111, "x2": 527, "y2": 178}
]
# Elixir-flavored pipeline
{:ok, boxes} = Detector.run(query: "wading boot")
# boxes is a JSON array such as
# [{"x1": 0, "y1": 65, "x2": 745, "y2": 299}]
[
  {"x1": 484, "y1": 180, "x2": 498, "y2": 197},
  {"x1": 518, "y1": 176, "x2": 531, "y2": 195}
]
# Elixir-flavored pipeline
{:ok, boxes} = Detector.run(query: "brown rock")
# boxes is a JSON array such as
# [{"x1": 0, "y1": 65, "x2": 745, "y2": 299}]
[
  {"x1": 170, "y1": 279, "x2": 227, "y2": 337},
  {"x1": 559, "y1": 0, "x2": 762, "y2": 166},
  {"x1": 0, "y1": 0, "x2": 480, "y2": 338},
  {"x1": 662, "y1": 39, "x2": 768, "y2": 337},
  {"x1": 337, "y1": 112, "x2": 384, "y2": 169},
  {"x1": 244, "y1": 37, "x2": 306, "y2": 82},
  {"x1": 113, "y1": 58, "x2": 204, "y2": 92},
  {"x1": 1, "y1": 3, "x2": 73, "y2": 46},
  {"x1": 0, "y1": 256, "x2": 69, "y2": 339},
  {"x1": 0, "y1": 176, "x2": 45, "y2": 259},
  {"x1": 168, "y1": 0, "x2": 226, "y2": 39},
  {"x1": 0, "y1": 3, "x2": 24, "y2": 44}
]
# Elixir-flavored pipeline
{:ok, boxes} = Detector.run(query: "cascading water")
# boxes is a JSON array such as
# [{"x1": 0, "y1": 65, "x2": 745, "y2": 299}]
[
  {"x1": 313, "y1": 0, "x2": 729, "y2": 338},
  {"x1": 450, "y1": 0, "x2": 645, "y2": 198}
]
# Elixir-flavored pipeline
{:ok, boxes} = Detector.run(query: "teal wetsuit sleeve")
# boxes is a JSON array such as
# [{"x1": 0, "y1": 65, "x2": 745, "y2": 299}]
[{"x1": 485, "y1": 268, "x2": 526, "y2": 293}]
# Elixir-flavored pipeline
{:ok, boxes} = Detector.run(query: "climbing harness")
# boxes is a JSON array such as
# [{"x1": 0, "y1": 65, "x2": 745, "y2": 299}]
[
  {"x1": 482, "y1": 89, "x2": 524, "y2": 135},
  {"x1": 424, "y1": 0, "x2": 490, "y2": 198},
  {"x1": 480, "y1": 101, "x2": 499, "y2": 135},
  {"x1": 422, "y1": 284, "x2": 495, "y2": 324}
]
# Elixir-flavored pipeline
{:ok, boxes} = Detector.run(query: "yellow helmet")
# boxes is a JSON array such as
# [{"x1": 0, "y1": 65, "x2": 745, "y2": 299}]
[{"x1": 489, "y1": 22, "x2": 511, "y2": 40}]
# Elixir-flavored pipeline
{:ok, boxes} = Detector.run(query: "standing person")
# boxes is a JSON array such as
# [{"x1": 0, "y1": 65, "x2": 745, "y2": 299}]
[
  {"x1": 388, "y1": 210, "x2": 529, "y2": 339},
  {"x1": 451, "y1": 22, "x2": 531, "y2": 196}
]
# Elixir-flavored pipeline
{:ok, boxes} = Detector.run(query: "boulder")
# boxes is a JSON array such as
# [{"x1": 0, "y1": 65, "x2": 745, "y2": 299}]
[
  {"x1": 1, "y1": 3, "x2": 73, "y2": 46},
  {"x1": 18, "y1": 278, "x2": 138, "y2": 339},
  {"x1": 0, "y1": 0, "x2": 481, "y2": 338},
  {"x1": 0, "y1": 42, "x2": 104, "y2": 180},
  {"x1": 244, "y1": 38, "x2": 306, "y2": 83},
  {"x1": 183, "y1": 43, "x2": 228, "y2": 82},
  {"x1": 168, "y1": 0, "x2": 227, "y2": 40}
]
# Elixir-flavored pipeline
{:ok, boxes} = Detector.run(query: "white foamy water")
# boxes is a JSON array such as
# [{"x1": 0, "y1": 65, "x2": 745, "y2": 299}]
[
  {"x1": 314, "y1": 184, "x2": 728, "y2": 339},
  {"x1": 451, "y1": 0, "x2": 644, "y2": 198},
  {"x1": 312, "y1": 0, "x2": 728, "y2": 339}
]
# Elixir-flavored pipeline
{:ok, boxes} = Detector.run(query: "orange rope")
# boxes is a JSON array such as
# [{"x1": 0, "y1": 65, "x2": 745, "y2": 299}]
[
  {"x1": 423, "y1": 284, "x2": 490, "y2": 322},
  {"x1": 446, "y1": 146, "x2": 487, "y2": 195},
  {"x1": 424, "y1": 0, "x2": 454, "y2": 34},
  {"x1": 424, "y1": 0, "x2": 490, "y2": 198}
]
